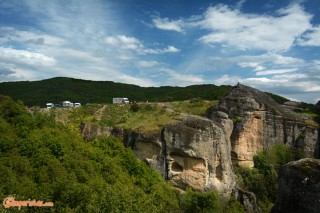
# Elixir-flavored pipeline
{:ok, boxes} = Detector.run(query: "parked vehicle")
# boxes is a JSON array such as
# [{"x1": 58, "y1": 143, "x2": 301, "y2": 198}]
[
  {"x1": 46, "y1": 101, "x2": 80, "y2": 108},
  {"x1": 62, "y1": 101, "x2": 72, "y2": 107},
  {"x1": 46, "y1": 103, "x2": 54, "y2": 108},
  {"x1": 113, "y1": 98, "x2": 129, "y2": 104}
]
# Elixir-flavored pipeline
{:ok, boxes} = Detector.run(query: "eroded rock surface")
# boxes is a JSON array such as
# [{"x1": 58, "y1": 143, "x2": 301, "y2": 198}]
[
  {"x1": 207, "y1": 84, "x2": 319, "y2": 167},
  {"x1": 232, "y1": 187, "x2": 260, "y2": 213},
  {"x1": 123, "y1": 116, "x2": 236, "y2": 197},
  {"x1": 271, "y1": 158, "x2": 320, "y2": 213},
  {"x1": 163, "y1": 116, "x2": 235, "y2": 196},
  {"x1": 80, "y1": 122, "x2": 124, "y2": 141}
]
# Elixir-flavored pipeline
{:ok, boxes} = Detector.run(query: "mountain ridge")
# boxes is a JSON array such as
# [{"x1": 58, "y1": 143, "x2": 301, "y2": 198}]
[
  {"x1": 0, "y1": 77, "x2": 294, "y2": 107},
  {"x1": 0, "y1": 77, "x2": 232, "y2": 106}
]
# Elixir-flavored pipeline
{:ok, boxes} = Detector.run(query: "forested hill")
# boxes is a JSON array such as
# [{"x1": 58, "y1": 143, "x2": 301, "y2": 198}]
[{"x1": 0, "y1": 77, "x2": 232, "y2": 106}]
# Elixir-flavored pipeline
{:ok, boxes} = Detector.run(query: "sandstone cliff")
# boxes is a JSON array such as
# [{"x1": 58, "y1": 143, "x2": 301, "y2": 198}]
[
  {"x1": 207, "y1": 84, "x2": 319, "y2": 167},
  {"x1": 122, "y1": 116, "x2": 236, "y2": 197},
  {"x1": 271, "y1": 158, "x2": 320, "y2": 213},
  {"x1": 163, "y1": 116, "x2": 235, "y2": 195},
  {"x1": 78, "y1": 84, "x2": 319, "y2": 205}
]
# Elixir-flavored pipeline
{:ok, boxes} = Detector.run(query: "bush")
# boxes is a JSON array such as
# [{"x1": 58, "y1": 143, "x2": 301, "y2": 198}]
[
  {"x1": 130, "y1": 103, "x2": 139, "y2": 112},
  {"x1": 235, "y1": 143, "x2": 306, "y2": 212},
  {"x1": 181, "y1": 188, "x2": 222, "y2": 213}
]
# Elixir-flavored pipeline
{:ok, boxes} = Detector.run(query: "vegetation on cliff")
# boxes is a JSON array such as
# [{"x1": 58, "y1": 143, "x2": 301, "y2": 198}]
[
  {"x1": 235, "y1": 144, "x2": 305, "y2": 213},
  {"x1": 0, "y1": 95, "x2": 244, "y2": 212},
  {"x1": 59, "y1": 100, "x2": 218, "y2": 134}
]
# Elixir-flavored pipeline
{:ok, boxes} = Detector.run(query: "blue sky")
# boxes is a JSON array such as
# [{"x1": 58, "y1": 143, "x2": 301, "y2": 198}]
[{"x1": 0, "y1": 0, "x2": 320, "y2": 103}]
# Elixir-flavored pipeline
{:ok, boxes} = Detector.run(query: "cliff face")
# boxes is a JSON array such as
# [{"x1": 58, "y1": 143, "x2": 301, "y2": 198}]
[
  {"x1": 271, "y1": 158, "x2": 320, "y2": 213},
  {"x1": 163, "y1": 116, "x2": 235, "y2": 196},
  {"x1": 79, "y1": 84, "x2": 319, "y2": 197},
  {"x1": 123, "y1": 116, "x2": 236, "y2": 197},
  {"x1": 207, "y1": 84, "x2": 319, "y2": 167}
]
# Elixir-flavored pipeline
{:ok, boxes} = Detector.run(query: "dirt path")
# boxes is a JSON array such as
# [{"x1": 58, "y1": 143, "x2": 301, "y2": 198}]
[{"x1": 95, "y1": 104, "x2": 106, "y2": 121}]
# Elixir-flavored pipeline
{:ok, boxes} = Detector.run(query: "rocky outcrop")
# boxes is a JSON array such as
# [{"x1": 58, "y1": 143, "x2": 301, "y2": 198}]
[
  {"x1": 123, "y1": 116, "x2": 236, "y2": 197},
  {"x1": 207, "y1": 84, "x2": 319, "y2": 167},
  {"x1": 163, "y1": 116, "x2": 235, "y2": 196},
  {"x1": 271, "y1": 158, "x2": 320, "y2": 213},
  {"x1": 232, "y1": 187, "x2": 260, "y2": 213},
  {"x1": 123, "y1": 130, "x2": 166, "y2": 177},
  {"x1": 80, "y1": 122, "x2": 123, "y2": 141}
]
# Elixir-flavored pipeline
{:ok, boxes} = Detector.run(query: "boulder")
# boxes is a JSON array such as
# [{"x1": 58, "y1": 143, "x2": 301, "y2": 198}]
[{"x1": 271, "y1": 158, "x2": 320, "y2": 213}]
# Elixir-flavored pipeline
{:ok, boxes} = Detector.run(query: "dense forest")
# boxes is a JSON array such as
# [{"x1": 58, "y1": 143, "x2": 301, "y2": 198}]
[{"x1": 0, "y1": 77, "x2": 232, "y2": 106}]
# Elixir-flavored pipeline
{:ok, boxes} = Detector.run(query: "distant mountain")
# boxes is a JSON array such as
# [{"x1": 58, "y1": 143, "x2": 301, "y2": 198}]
[{"x1": 0, "y1": 77, "x2": 232, "y2": 106}]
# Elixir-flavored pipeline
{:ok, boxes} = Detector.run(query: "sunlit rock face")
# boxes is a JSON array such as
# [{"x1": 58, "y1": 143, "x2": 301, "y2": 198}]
[
  {"x1": 123, "y1": 116, "x2": 236, "y2": 197},
  {"x1": 207, "y1": 84, "x2": 319, "y2": 167},
  {"x1": 162, "y1": 116, "x2": 236, "y2": 197}
]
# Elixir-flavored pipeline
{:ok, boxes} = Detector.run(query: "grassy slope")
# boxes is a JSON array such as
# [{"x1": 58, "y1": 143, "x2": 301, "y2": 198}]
[{"x1": 63, "y1": 100, "x2": 219, "y2": 134}]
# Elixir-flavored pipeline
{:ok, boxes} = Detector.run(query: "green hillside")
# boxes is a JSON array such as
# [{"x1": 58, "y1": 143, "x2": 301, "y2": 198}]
[
  {"x1": 0, "y1": 95, "x2": 246, "y2": 212},
  {"x1": 0, "y1": 77, "x2": 232, "y2": 106}
]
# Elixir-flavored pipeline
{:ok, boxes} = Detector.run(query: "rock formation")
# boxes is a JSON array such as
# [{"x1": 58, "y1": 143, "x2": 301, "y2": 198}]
[
  {"x1": 163, "y1": 116, "x2": 235, "y2": 196},
  {"x1": 271, "y1": 158, "x2": 320, "y2": 213},
  {"x1": 123, "y1": 116, "x2": 236, "y2": 197},
  {"x1": 79, "y1": 83, "x2": 319, "y2": 205},
  {"x1": 207, "y1": 84, "x2": 319, "y2": 167},
  {"x1": 80, "y1": 122, "x2": 123, "y2": 141},
  {"x1": 232, "y1": 187, "x2": 260, "y2": 213}
]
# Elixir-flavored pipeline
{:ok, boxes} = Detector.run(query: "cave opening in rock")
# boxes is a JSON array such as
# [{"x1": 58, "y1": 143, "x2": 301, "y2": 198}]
[{"x1": 171, "y1": 162, "x2": 184, "y2": 172}]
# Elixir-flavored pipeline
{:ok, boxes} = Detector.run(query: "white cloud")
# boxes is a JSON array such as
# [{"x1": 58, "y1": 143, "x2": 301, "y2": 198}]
[
  {"x1": 160, "y1": 68, "x2": 204, "y2": 85},
  {"x1": 116, "y1": 74, "x2": 156, "y2": 87},
  {"x1": 235, "y1": 53, "x2": 305, "y2": 66},
  {"x1": 298, "y1": 26, "x2": 320, "y2": 46},
  {"x1": 213, "y1": 74, "x2": 241, "y2": 85},
  {"x1": 256, "y1": 68, "x2": 298, "y2": 76},
  {"x1": 0, "y1": 47, "x2": 56, "y2": 67},
  {"x1": 272, "y1": 73, "x2": 307, "y2": 80},
  {"x1": 198, "y1": 4, "x2": 312, "y2": 52},
  {"x1": 305, "y1": 86, "x2": 320, "y2": 92},
  {"x1": 138, "y1": 61, "x2": 159, "y2": 68},
  {"x1": 144, "y1": 45, "x2": 180, "y2": 54},
  {"x1": 238, "y1": 62, "x2": 265, "y2": 71},
  {"x1": 105, "y1": 35, "x2": 143, "y2": 50},
  {"x1": 0, "y1": 27, "x2": 65, "y2": 46},
  {"x1": 152, "y1": 17, "x2": 184, "y2": 32},
  {"x1": 105, "y1": 35, "x2": 179, "y2": 55},
  {"x1": 236, "y1": 0, "x2": 247, "y2": 9}
]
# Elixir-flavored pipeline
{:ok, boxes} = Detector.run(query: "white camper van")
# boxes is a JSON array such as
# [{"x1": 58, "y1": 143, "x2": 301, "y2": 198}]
[
  {"x1": 74, "y1": 103, "x2": 81, "y2": 107},
  {"x1": 46, "y1": 103, "x2": 54, "y2": 108},
  {"x1": 62, "y1": 101, "x2": 72, "y2": 107},
  {"x1": 112, "y1": 98, "x2": 129, "y2": 104}
]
